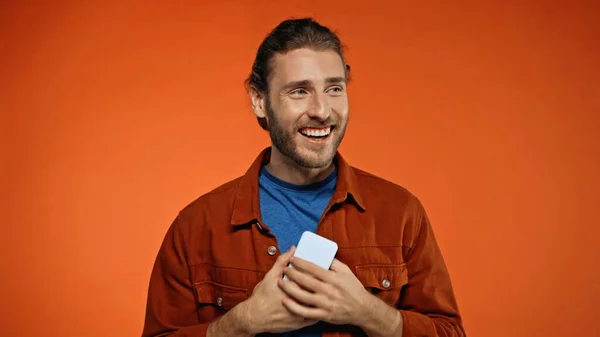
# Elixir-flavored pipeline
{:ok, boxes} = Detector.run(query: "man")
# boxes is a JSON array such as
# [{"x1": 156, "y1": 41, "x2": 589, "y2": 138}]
[{"x1": 142, "y1": 18, "x2": 465, "y2": 337}]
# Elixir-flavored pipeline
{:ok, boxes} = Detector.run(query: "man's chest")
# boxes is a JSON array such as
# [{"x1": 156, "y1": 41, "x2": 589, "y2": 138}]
[{"x1": 186, "y1": 206, "x2": 410, "y2": 330}]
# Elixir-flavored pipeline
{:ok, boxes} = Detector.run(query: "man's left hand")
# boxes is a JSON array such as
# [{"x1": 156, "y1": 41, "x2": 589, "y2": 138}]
[{"x1": 277, "y1": 257, "x2": 371, "y2": 326}]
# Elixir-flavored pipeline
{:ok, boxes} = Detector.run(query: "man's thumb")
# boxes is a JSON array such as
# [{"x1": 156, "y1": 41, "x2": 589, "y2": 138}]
[{"x1": 272, "y1": 246, "x2": 296, "y2": 270}]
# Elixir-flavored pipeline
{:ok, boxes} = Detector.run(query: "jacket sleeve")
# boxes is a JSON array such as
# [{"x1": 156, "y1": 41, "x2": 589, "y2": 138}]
[
  {"x1": 397, "y1": 201, "x2": 466, "y2": 336},
  {"x1": 142, "y1": 216, "x2": 211, "y2": 337}
]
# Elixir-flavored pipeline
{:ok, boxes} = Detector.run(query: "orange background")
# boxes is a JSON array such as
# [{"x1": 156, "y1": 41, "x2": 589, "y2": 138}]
[{"x1": 2, "y1": 2, "x2": 599, "y2": 336}]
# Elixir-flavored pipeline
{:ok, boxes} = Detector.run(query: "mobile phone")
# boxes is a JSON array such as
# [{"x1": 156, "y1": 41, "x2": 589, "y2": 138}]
[{"x1": 283, "y1": 231, "x2": 338, "y2": 280}]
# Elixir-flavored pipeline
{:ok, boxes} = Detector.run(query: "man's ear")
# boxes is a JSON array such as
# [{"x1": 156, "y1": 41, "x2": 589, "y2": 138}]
[{"x1": 249, "y1": 86, "x2": 267, "y2": 119}]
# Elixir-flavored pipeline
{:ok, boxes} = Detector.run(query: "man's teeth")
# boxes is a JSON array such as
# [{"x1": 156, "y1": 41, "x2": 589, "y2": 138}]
[{"x1": 300, "y1": 127, "x2": 331, "y2": 137}]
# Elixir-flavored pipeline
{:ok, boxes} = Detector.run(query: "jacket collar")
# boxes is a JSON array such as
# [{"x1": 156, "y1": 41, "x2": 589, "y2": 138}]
[{"x1": 230, "y1": 147, "x2": 366, "y2": 226}]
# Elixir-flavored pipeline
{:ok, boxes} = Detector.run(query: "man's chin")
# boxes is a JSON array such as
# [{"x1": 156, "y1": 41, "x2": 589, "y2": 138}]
[{"x1": 294, "y1": 149, "x2": 336, "y2": 169}]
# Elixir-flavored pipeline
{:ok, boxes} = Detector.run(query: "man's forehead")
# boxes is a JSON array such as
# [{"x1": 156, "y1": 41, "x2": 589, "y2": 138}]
[{"x1": 270, "y1": 48, "x2": 346, "y2": 86}]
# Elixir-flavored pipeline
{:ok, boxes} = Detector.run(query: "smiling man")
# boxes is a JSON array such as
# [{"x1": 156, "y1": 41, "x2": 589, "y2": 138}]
[{"x1": 142, "y1": 18, "x2": 465, "y2": 337}]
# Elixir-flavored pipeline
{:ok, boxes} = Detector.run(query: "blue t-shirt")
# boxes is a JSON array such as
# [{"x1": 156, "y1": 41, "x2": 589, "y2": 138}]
[{"x1": 258, "y1": 166, "x2": 337, "y2": 337}]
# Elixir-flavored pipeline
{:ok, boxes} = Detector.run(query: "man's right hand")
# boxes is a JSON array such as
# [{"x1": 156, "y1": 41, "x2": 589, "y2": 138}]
[
  {"x1": 207, "y1": 246, "x2": 316, "y2": 336},
  {"x1": 232, "y1": 246, "x2": 318, "y2": 335}
]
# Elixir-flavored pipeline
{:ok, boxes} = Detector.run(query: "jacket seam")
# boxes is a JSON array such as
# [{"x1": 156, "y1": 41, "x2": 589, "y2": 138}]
[
  {"x1": 406, "y1": 198, "x2": 425, "y2": 261},
  {"x1": 337, "y1": 245, "x2": 405, "y2": 249},
  {"x1": 173, "y1": 213, "x2": 203, "y2": 325},
  {"x1": 175, "y1": 214, "x2": 195, "y2": 286},
  {"x1": 189, "y1": 262, "x2": 264, "y2": 273}
]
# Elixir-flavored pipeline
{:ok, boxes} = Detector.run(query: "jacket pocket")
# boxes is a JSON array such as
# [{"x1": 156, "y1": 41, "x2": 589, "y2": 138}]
[
  {"x1": 355, "y1": 263, "x2": 408, "y2": 307},
  {"x1": 194, "y1": 280, "x2": 249, "y2": 310}
]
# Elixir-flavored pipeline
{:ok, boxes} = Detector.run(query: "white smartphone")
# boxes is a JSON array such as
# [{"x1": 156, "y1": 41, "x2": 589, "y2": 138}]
[{"x1": 283, "y1": 231, "x2": 338, "y2": 280}]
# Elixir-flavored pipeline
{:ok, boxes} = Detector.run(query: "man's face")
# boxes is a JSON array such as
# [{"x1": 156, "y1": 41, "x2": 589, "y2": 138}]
[{"x1": 261, "y1": 48, "x2": 349, "y2": 169}]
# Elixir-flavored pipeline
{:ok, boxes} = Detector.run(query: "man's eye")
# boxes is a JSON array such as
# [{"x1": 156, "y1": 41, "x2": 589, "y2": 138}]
[
  {"x1": 328, "y1": 86, "x2": 344, "y2": 93},
  {"x1": 292, "y1": 88, "x2": 307, "y2": 95}
]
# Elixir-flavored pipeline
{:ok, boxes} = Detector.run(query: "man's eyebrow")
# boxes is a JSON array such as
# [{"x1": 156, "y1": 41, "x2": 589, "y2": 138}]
[
  {"x1": 325, "y1": 77, "x2": 346, "y2": 84},
  {"x1": 280, "y1": 77, "x2": 347, "y2": 91},
  {"x1": 281, "y1": 80, "x2": 311, "y2": 92}
]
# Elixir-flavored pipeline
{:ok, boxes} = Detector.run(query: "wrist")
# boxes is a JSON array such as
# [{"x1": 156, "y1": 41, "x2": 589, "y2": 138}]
[
  {"x1": 356, "y1": 293, "x2": 402, "y2": 337},
  {"x1": 208, "y1": 300, "x2": 255, "y2": 337},
  {"x1": 354, "y1": 291, "x2": 377, "y2": 328},
  {"x1": 230, "y1": 299, "x2": 256, "y2": 336}
]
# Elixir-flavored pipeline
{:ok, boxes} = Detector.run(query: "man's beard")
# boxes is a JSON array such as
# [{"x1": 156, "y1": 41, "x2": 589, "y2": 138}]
[{"x1": 265, "y1": 103, "x2": 346, "y2": 169}]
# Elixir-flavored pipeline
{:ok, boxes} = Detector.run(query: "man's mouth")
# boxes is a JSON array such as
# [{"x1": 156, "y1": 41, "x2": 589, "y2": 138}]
[{"x1": 298, "y1": 126, "x2": 333, "y2": 140}]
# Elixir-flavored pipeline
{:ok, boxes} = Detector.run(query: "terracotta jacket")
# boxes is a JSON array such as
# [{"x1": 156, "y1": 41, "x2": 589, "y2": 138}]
[{"x1": 142, "y1": 148, "x2": 465, "y2": 337}]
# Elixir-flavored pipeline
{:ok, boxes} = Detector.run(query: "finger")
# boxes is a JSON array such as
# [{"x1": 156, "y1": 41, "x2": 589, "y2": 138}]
[
  {"x1": 329, "y1": 259, "x2": 350, "y2": 273},
  {"x1": 276, "y1": 246, "x2": 296, "y2": 267},
  {"x1": 300, "y1": 319, "x2": 319, "y2": 328},
  {"x1": 282, "y1": 296, "x2": 328, "y2": 321},
  {"x1": 295, "y1": 317, "x2": 319, "y2": 330},
  {"x1": 278, "y1": 277, "x2": 327, "y2": 308},
  {"x1": 290, "y1": 257, "x2": 332, "y2": 282},
  {"x1": 278, "y1": 246, "x2": 295, "y2": 263},
  {"x1": 290, "y1": 316, "x2": 319, "y2": 329},
  {"x1": 267, "y1": 246, "x2": 296, "y2": 276},
  {"x1": 251, "y1": 280, "x2": 262, "y2": 294},
  {"x1": 283, "y1": 265, "x2": 327, "y2": 294}
]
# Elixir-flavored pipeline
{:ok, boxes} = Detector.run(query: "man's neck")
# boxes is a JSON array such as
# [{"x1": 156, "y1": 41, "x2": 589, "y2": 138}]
[{"x1": 265, "y1": 147, "x2": 335, "y2": 185}]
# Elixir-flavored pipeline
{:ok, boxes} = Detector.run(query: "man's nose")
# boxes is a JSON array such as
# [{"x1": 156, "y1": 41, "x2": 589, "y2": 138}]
[{"x1": 306, "y1": 92, "x2": 330, "y2": 120}]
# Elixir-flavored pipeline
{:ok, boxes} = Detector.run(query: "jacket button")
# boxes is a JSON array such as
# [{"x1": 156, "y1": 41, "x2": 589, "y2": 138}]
[
  {"x1": 267, "y1": 246, "x2": 277, "y2": 256},
  {"x1": 382, "y1": 279, "x2": 391, "y2": 288},
  {"x1": 217, "y1": 297, "x2": 223, "y2": 307}
]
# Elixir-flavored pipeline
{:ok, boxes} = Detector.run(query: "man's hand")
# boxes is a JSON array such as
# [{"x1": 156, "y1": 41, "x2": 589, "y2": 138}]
[
  {"x1": 277, "y1": 257, "x2": 403, "y2": 337},
  {"x1": 240, "y1": 246, "x2": 319, "y2": 334},
  {"x1": 277, "y1": 257, "x2": 372, "y2": 326}
]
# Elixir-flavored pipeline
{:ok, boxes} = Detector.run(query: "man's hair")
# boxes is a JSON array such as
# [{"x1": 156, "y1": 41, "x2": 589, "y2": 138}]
[{"x1": 245, "y1": 17, "x2": 350, "y2": 130}]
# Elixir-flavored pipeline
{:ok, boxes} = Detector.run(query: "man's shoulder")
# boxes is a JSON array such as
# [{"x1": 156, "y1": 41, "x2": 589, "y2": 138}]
[
  {"x1": 350, "y1": 166, "x2": 423, "y2": 210},
  {"x1": 352, "y1": 166, "x2": 415, "y2": 197}
]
